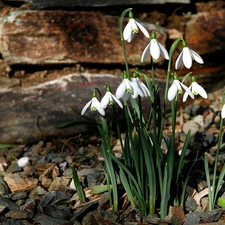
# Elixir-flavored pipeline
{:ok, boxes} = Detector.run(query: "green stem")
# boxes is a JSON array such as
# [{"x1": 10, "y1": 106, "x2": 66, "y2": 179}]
[
  {"x1": 119, "y1": 8, "x2": 132, "y2": 79},
  {"x1": 211, "y1": 91, "x2": 225, "y2": 208}
]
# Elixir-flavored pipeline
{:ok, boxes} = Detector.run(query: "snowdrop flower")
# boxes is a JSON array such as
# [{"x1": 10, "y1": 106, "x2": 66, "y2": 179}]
[
  {"x1": 175, "y1": 40, "x2": 204, "y2": 70},
  {"x1": 221, "y1": 104, "x2": 225, "y2": 119},
  {"x1": 141, "y1": 30, "x2": 169, "y2": 62},
  {"x1": 168, "y1": 73, "x2": 194, "y2": 101},
  {"x1": 183, "y1": 77, "x2": 207, "y2": 102},
  {"x1": 116, "y1": 72, "x2": 135, "y2": 101},
  {"x1": 123, "y1": 11, "x2": 149, "y2": 42},
  {"x1": 131, "y1": 71, "x2": 150, "y2": 98},
  {"x1": 81, "y1": 89, "x2": 105, "y2": 116},
  {"x1": 17, "y1": 156, "x2": 29, "y2": 167},
  {"x1": 101, "y1": 85, "x2": 123, "y2": 109}
]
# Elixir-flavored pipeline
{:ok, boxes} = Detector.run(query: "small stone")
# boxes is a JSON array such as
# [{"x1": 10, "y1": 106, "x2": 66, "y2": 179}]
[
  {"x1": 11, "y1": 192, "x2": 28, "y2": 201},
  {"x1": 182, "y1": 120, "x2": 200, "y2": 136},
  {"x1": 48, "y1": 177, "x2": 70, "y2": 191},
  {"x1": 20, "y1": 197, "x2": 36, "y2": 218},
  {"x1": 4, "y1": 173, "x2": 38, "y2": 193},
  {"x1": 41, "y1": 176, "x2": 53, "y2": 189},
  {"x1": 35, "y1": 186, "x2": 47, "y2": 195},
  {"x1": 33, "y1": 213, "x2": 70, "y2": 225},
  {"x1": 0, "y1": 196, "x2": 20, "y2": 211},
  {"x1": 0, "y1": 176, "x2": 10, "y2": 195}
]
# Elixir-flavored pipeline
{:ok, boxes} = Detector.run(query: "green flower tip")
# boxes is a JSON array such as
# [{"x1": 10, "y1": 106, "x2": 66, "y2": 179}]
[
  {"x1": 92, "y1": 89, "x2": 97, "y2": 97},
  {"x1": 151, "y1": 30, "x2": 156, "y2": 39},
  {"x1": 122, "y1": 71, "x2": 128, "y2": 79},
  {"x1": 182, "y1": 40, "x2": 187, "y2": 48},
  {"x1": 173, "y1": 72, "x2": 178, "y2": 80},
  {"x1": 191, "y1": 76, "x2": 196, "y2": 82},
  {"x1": 105, "y1": 84, "x2": 111, "y2": 92},
  {"x1": 128, "y1": 11, "x2": 134, "y2": 19}
]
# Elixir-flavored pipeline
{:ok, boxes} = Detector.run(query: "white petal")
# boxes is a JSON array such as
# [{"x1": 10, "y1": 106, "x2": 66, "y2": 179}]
[
  {"x1": 81, "y1": 99, "x2": 92, "y2": 115},
  {"x1": 116, "y1": 81, "x2": 126, "y2": 99},
  {"x1": 17, "y1": 156, "x2": 29, "y2": 167},
  {"x1": 131, "y1": 78, "x2": 144, "y2": 97},
  {"x1": 179, "y1": 82, "x2": 194, "y2": 100},
  {"x1": 183, "y1": 84, "x2": 192, "y2": 102},
  {"x1": 168, "y1": 82, "x2": 178, "y2": 101},
  {"x1": 123, "y1": 21, "x2": 132, "y2": 42},
  {"x1": 124, "y1": 79, "x2": 133, "y2": 93},
  {"x1": 130, "y1": 19, "x2": 138, "y2": 33},
  {"x1": 135, "y1": 21, "x2": 150, "y2": 38},
  {"x1": 122, "y1": 92, "x2": 131, "y2": 101},
  {"x1": 192, "y1": 82, "x2": 207, "y2": 98},
  {"x1": 141, "y1": 43, "x2": 151, "y2": 63},
  {"x1": 221, "y1": 104, "x2": 225, "y2": 119},
  {"x1": 175, "y1": 51, "x2": 183, "y2": 70},
  {"x1": 158, "y1": 42, "x2": 169, "y2": 60},
  {"x1": 97, "y1": 107, "x2": 105, "y2": 116},
  {"x1": 92, "y1": 98, "x2": 105, "y2": 116},
  {"x1": 150, "y1": 39, "x2": 161, "y2": 60},
  {"x1": 100, "y1": 93, "x2": 110, "y2": 109},
  {"x1": 140, "y1": 82, "x2": 150, "y2": 97},
  {"x1": 182, "y1": 47, "x2": 192, "y2": 69},
  {"x1": 112, "y1": 94, "x2": 123, "y2": 108},
  {"x1": 190, "y1": 50, "x2": 204, "y2": 64}
]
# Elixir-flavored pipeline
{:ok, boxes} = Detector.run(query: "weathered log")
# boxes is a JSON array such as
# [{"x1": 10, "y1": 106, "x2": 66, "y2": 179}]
[
  {"x1": 1, "y1": 65, "x2": 225, "y2": 144},
  {"x1": 0, "y1": 10, "x2": 166, "y2": 65},
  {"x1": 0, "y1": 73, "x2": 158, "y2": 144},
  {"x1": 185, "y1": 9, "x2": 225, "y2": 55},
  {"x1": 2, "y1": 0, "x2": 190, "y2": 9}
]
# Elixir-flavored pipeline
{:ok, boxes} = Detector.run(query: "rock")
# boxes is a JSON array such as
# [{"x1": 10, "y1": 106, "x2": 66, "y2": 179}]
[
  {"x1": 4, "y1": 173, "x2": 38, "y2": 193},
  {"x1": 182, "y1": 120, "x2": 200, "y2": 136},
  {"x1": 0, "y1": 73, "x2": 157, "y2": 144},
  {"x1": 0, "y1": 10, "x2": 166, "y2": 66},
  {"x1": 0, "y1": 196, "x2": 20, "y2": 211},
  {"x1": 33, "y1": 213, "x2": 71, "y2": 225},
  {"x1": 0, "y1": 176, "x2": 10, "y2": 195},
  {"x1": 71, "y1": 201, "x2": 98, "y2": 222},
  {"x1": 31, "y1": 0, "x2": 190, "y2": 9},
  {"x1": 11, "y1": 192, "x2": 28, "y2": 201},
  {"x1": 48, "y1": 176, "x2": 70, "y2": 191},
  {"x1": 81, "y1": 209, "x2": 119, "y2": 225},
  {"x1": 185, "y1": 10, "x2": 225, "y2": 55}
]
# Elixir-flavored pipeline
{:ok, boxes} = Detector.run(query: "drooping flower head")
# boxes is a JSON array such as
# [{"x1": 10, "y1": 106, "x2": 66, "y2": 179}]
[
  {"x1": 183, "y1": 76, "x2": 207, "y2": 102},
  {"x1": 101, "y1": 84, "x2": 123, "y2": 109},
  {"x1": 123, "y1": 11, "x2": 150, "y2": 42},
  {"x1": 141, "y1": 30, "x2": 169, "y2": 62},
  {"x1": 81, "y1": 89, "x2": 105, "y2": 116},
  {"x1": 131, "y1": 70, "x2": 150, "y2": 98},
  {"x1": 175, "y1": 40, "x2": 204, "y2": 70},
  {"x1": 168, "y1": 72, "x2": 194, "y2": 101},
  {"x1": 116, "y1": 72, "x2": 134, "y2": 101}
]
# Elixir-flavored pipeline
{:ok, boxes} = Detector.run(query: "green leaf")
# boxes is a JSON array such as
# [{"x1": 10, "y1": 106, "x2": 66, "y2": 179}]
[
  {"x1": 218, "y1": 196, "x2": 225, "y2": 208},
  {"x1": 71, "y1": 165, "x2": 86, "y2": 202},
  {"x1": 0, "y1": 144, "x2": 16, "y2": 149}
]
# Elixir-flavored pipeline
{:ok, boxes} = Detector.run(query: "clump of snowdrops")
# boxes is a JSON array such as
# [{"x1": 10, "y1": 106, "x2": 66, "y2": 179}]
[{"x1": 79, "y1": 8, "x2": 225, "y2": 218}]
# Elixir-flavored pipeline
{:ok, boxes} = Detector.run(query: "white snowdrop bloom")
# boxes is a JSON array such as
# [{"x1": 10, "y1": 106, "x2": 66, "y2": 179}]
[
  {"x1": 101, "y1": 90, "x2": 123, "y2": 109},
  {"x1": 17, "y1": 156, "x2": 29, "y2": 167},
  {"x1": 123, "y1": 11, "x2": 149, "y2": 42},
  {"x1": 116, "y1": 78, "x2": 134, "y2": 101},
  {"x1": 175, "y1": 44, "x2": 204, "y2": 70},
  {"x1": 131, "y1": 77, "x2": 150, "y2": 98},
  {"x1": 168, "y1": 79, "x2": 194, "y2": 101},
  {"x1": 141, "y1": 31, "x2": 169, "y2": 62},
  {"x1": 183, "y1": 78, "x2": 207, "y2": 102},
  {"x1": 221, "y1": 104, "x2": 225, "y2": 119},
  {"x1": 81, "y1": 91, "x2": 105, "y2": 116}
]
